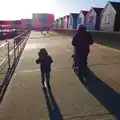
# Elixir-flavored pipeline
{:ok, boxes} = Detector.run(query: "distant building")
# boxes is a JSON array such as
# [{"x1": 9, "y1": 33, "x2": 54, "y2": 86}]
[
  {"x1": 14, "y1": 20, "x2": 22, "y2": 29},
  {"x1": 61, "y1": 17, "x2": 64, "y2": 28},
  {"x1": 100, "y1": 1, "x2": 120, "y2": 31},
  {"x1": 54, "y1": 20, "x2": 58, "y2": 28},
  {"x1": 86, "y1": 7, "x2": 103, "y2": 30},
  {"x1": 68, "y1": 13, "x2": 79, "y2": 29},
  {"x1": 64, "y1": 15, "x2": 69, "y2": 29},
  {"x1": 32, "y1": 13, "x2": 54, "y2": 30},
  {"x1": 57, "y1": 17, "x2": 62, "y2": 28},
  {"x1": 63, "y1": 16, "x2": 66, "y2": 28},
  {"x1": 57, "y1": 18, "x2": 60, "y2": 28},
  {"x1": 0, "y1": 20, "x2": 15, "y2": 29},
  {"x1": 77, "y1": 10, "x2": 88, "y2": 26},
  {"x1": 56, "y1": 19, "x2": 59, "y2": 28},
  {"x1": 21, "y1": 19, "x2": 32, "y2": 29}
]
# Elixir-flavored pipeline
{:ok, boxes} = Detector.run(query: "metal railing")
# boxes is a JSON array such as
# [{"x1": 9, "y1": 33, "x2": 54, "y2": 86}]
[{"x1": 0, "y1": 29, "x2": 31, "y2": 101}]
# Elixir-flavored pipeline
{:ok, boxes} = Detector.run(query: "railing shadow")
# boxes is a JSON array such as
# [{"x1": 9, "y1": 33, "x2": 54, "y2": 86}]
[
  {"x1": 42, "y1": 87, "x2": 63, "y2": 120},
  {"x1": 0, "y1": 30, "x2": 30, "y2": 103},
  {"x1": 81, "y1": 69, "x2": 120, "y2": 119}
]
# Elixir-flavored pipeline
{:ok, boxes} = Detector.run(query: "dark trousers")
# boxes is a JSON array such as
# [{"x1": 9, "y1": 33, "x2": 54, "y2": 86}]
[
  {"x1": 76, "y1": 53, "x2": 88, "y2": 79},
  {"x1": 41, "y1": 72, "x2": 50, "y2": 86},
  {"x1": 84, "y1": 54, "x2": 88, "y2": 67}
]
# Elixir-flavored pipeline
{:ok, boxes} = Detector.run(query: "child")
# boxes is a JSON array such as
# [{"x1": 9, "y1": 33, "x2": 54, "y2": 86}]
[{"x1": 36, "y1": 48, "x2": 53, "y2": 88}]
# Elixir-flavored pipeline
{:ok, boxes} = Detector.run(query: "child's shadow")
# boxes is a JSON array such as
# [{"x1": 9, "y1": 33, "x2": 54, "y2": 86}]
[
  {"x1": 82, "y1": 68, "x2": 120, "y2": 119},
  {"x1": 42, "y1": 87, "x2": 63, "y2": 120}
]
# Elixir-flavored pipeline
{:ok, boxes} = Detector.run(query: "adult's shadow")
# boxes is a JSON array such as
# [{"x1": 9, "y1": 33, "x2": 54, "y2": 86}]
[
  {"x1": 42, "y1": 87, "x2": 63, "y2": 120},
  {"x1": 82, "y1": 69, "x2": 120, "y2": 119}
]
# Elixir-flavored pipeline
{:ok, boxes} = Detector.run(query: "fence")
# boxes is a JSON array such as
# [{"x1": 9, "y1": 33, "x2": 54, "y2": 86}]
[{"x1": 0, "y1": 29, "x2": 31, "y2": 101}]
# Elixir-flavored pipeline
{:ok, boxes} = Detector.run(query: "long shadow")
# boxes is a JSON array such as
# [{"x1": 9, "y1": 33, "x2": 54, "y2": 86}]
[
  {"x1": 79, "y1": 69, "x2": 120, "y2": 119},
  {"x1": 95, "y1": 39, "x2": 120, "y2": 50},
  {"x1": 42, "y1": 87, "x2": 63, "y2": 120},
  {"x1": 0, "y1": 33, "x2": 30, "y2": 103},
  {"x1": 30, "y1": 35, "x2": 60, "y2": 39},
  {"x1": 41, "y1": 32, "x2": 47, "y2": 36}
]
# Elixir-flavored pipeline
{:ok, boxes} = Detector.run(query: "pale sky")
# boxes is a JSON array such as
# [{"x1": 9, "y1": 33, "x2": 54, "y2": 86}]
[
  {"x1": 0, "y1": 0, "x2": 120, "y2": 20},
  {"x1": 0, "y1": 0, "x2": 57, "y2": 20}
]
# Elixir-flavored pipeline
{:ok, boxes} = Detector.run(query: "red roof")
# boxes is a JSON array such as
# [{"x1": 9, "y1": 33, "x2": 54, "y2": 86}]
[
  {"x1": 0, "y1": 21, "x2": 15, "y2": 25},
  {"x1": 66, "y1": 15, "x2": 69, "y2": 18},
  {"x1": 81, "y1": 11, "x2": 88, "y2": 16},
  {"x1": 92, "y1": 8, "x2": 103, "y2": 16},
  {"x1": 0, "y1": 20, "x2": 22, "y2": 25}
]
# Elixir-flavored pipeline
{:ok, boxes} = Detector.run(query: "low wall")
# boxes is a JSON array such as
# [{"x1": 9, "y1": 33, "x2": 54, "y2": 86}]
[{"x1": 51, "y1": 28, "x2": 120, "y2": 50}]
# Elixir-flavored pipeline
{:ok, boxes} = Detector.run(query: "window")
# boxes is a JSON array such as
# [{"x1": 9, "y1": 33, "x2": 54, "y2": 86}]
[
  {"x1": 89, "y1": 16, "x2": 94, "y2": 24},
  {"x1": 105, "y1": 15, "x2": 109, "y2": 24}
]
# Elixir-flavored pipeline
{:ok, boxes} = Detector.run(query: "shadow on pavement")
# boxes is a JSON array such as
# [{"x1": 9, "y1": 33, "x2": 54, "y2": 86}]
[
  {"x1": 80, "y1": 69, "x2": 120, "y2": 119},
  {"x1": 30, "y1": 34, "x2": 60, "y2": 39},
  {"x1": 41, "y1": 32, "x2": 47, "y2": 36},
  {"x1": 48, "y1": 32, "x2": 56, "y2": 35},
  {"x1": 42, "y1": 87, "x2": 63, "y2": 120},
  {"x1": 95, "y1": 39, "x2": 120, "y2": 50}
]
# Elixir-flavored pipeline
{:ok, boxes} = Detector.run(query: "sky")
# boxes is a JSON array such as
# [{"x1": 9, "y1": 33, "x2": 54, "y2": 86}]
[{"x1": 0, "y1": 0, "x2": 120, "y2": 20}]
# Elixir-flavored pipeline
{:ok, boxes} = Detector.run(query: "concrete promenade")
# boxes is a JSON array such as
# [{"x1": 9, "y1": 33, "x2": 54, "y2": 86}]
[{"x1": 0, "y1": 31, "x2": 120, "y2": 120}]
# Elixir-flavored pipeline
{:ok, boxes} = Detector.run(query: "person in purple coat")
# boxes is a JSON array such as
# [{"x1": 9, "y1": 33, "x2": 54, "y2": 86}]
[{"x1": 72, "y1": 24, "x2": 93, "y2": 82}]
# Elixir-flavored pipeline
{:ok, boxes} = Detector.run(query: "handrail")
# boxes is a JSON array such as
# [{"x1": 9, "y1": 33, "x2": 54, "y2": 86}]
[
  {"x1": 0, "y1": 29, "x2": 30, "y2": 69},
  {"x1": 14, "y1": 30, "x2": 29, "y2": 40},
  {"x1": 0, "y1": 57, "x2": 8, "y2": 68},
  {"x1": 0, "y1": 45, "x2": 18, "y2": 68},
  {"x1": 0, "y1": 29, "x2": 30, "y2": 102},
  {"x1": 0, "y1": 30, "x2": 28, "y2": 49},
  {"x1": 0, "y1": 42, "x2": 8, "y2": 48}
]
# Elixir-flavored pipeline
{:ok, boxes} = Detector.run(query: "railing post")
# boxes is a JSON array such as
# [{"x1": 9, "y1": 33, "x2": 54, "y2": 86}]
[
  {"x1": 7, "y1": 41, "x2": 10, "y2": 69},
  {"x1": 18, "y1": 42, "x2": 20, "y2": 54},
  {"x1": 14, "y1": 38, "x2": 16, "y2": 63},
  {"x1": 19, "y1": 41, "x2": 21, "y2": 52}
]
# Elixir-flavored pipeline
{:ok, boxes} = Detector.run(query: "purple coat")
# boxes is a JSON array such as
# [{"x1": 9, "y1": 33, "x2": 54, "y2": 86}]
[{"x1": 72, "y1": 31, "x2": 93, "y2": 55}]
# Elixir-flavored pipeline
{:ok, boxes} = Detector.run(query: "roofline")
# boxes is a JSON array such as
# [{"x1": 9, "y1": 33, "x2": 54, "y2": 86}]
[
  {"x1": 78, "y1": 11, "x2": 82, "y2": 15},
  {"x1": 86, "y1": 7, "x2": 104, "y2": 16},
  {"x1": 92, "y1": 7, "x2": 103, "y2": 9},
  {"x1": 78, "y1": 11, "x2": 85, "y2": 18},
  {"x1": 58, "y1": 17, "x2": 63, "y2": 19},
  {"x1": 81, "y1": 10, "x2": 88, "y2": 16},
  {"x1": 100, "y1": 1, "x2": 116, "y2": 16},
  {"x1": 70, "y1": 13, "x2": 79, "y2": 15},
  {"x1": 100, "y1": 1, "x2": 110, "y2": 16},
  {"x1": 65, "y1": 15, "x2": 69, "y2": 18},
  {"x1": 86, "y1": 7, "x2": 93, "y2": 16}
]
